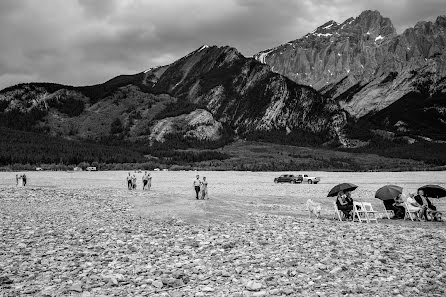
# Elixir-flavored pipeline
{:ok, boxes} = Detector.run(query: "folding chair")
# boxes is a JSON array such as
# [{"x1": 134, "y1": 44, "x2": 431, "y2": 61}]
[
  {"x1": 403, "y1": 201, "x2": 418, "y2": 221},
  {"x1": 352, "y1": 202, "x2": 368, "y2": 223},
  {"x1": 333, "y1": 202, "x2": 345, "y2": 221},
  {"x1": 361, "y1": 202, "x2": 378, "y2": 223}
]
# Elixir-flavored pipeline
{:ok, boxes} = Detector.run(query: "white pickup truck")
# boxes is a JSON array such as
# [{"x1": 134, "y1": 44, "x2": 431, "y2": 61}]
[{"x1": 298, "y1": 174, "x2": 320, "y2": 184}]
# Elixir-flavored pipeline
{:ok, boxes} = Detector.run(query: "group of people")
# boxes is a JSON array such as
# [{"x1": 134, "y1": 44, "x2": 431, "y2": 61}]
[
  {"x1": 126, "y1": 172, "x2": 152, "y2": 190},
  {"x1": 385, "y1": 189, "x2": 442, "y2": 221},
  {"x1": 336, "y1": 189, "x2": 442, "y2": 222},
  {"x1": 193, "y1": 175, "x2": 209, "y2": 200},
  {"x1": 15, "y1": 174, "x2": 27, "y2": 187}
]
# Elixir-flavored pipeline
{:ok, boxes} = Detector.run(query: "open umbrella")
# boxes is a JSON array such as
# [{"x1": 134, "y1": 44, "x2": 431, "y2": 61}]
[
  {"x1": 418, "y1": 185, "x2": 446, "y2": 198},
  {"x1": 375, "y1": 185, "x2": 403, "y2": 200},
  {"x1": 327, "y1": 183, "x2": 358, "y2": 197}
]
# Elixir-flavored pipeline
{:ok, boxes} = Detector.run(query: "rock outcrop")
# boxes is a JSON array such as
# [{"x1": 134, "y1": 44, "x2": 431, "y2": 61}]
[{"x1": 149, "y1": 109, "x2": 223, "y2": 143}]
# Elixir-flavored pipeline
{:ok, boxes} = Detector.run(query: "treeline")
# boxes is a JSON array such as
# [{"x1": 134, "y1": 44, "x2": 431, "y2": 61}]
[
  {"x1": 0, "y1": 127, "x2": 232, "y2": 167},
  {"x1": 342, "y1": 136, "x2": 446, "y2": 166},
  {"x1": 0, "y1": 127, "x2": 146, "y2": 166}
]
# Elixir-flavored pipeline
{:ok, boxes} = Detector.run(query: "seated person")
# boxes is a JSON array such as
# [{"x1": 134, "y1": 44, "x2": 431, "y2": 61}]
[
  {"x1": 405, "y1": 194, "x2": 422, "y2": 220},
  {"x1": 392, "y1": 194, "x2": 406, "y2": 219},
  {"x1": 414, "y1": 189, "x2": 442, "y2": 221},
  {"x1": 382, "y1": 199, "x2": 402, "y2": 219},
  {"x1": 336, "y1": 190, "x2": 353, "y2": 220}
]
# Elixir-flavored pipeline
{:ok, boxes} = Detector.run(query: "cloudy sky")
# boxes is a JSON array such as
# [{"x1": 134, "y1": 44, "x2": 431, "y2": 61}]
[{"x1": 0, "y1": 0, "x2": 444, "y2": 89}]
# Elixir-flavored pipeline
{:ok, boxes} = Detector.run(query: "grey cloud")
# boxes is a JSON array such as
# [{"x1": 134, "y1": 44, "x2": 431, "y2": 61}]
[
  {"x1": 78, "y1": 0, "x2": 118, "y2": 18},
  {"x1": 0, "y1": 0, "x2": 445, "y2": 89}
]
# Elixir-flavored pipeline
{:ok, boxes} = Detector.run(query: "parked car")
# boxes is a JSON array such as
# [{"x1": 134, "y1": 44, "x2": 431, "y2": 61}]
[
  {"x1": 274, "y1": 174, "x2": 301, "y2": 184},
  {"x1": 298, "y1": 174, "x2": 320, "y2": 184},
  {"x1": 274, "y1": 174, "x2": 321, "y2": 184}
]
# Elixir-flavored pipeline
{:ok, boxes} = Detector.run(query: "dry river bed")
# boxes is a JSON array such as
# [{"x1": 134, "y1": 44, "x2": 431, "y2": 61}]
[{"x1": 1, "y1": 171, "x2": 446, "y2": 296}]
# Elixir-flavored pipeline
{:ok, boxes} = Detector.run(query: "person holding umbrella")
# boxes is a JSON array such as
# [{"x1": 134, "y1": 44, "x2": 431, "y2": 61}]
[
  {"x1": 329, "y1": 183, "x2": 358, "y2": 220},
  {"x1": 414, "y1": 189, "x2": 442, "y2": 221},
  {"x1": 375, "y1": 185, "x2": 405, "y2": 219},
  {"x1": 336, "y1": 190, "x2": 353, "y2": 219}
]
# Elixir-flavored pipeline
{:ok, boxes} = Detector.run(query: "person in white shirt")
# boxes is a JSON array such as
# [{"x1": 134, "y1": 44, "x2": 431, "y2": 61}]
[{"x1": 193, "y1": 175, "x2": 201, "y2": 200}]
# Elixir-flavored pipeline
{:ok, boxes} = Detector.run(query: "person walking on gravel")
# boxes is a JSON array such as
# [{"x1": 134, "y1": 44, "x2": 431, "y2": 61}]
[
  {"x1": 142, "y1": 172, "x2": 152, "y2": 190},
  {"x1": 193, "y1": 175, "x2": 201, "y2": 200}
]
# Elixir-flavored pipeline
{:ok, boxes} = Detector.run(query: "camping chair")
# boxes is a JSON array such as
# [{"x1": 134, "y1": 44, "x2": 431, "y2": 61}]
[
  {"x1": 403, "y1": 201, "x2": 419, "y2": 221},
  {"x1": 352, "y1": 202, "x2": 368, "y2": 223},
  {"x1": 361, "y1": 202, "x2": 378, "y2": 223},
  {"x1": 333, "y1": 202, "x2": 345, "y2": 221}
]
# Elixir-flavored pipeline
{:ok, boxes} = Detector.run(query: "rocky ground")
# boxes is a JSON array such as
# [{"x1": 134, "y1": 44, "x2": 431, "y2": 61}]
[{"x1": 1, "y1": 186, "x2": 446, "y2": 297}]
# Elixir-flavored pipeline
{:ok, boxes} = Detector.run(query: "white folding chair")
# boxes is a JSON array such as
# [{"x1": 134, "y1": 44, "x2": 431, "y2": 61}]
[
  {"x1": 384, "y1": 209, "x2": 394, "y2": 219},
  {"x1": 352, "y1": 202, "x2": 368, "y2": 223},
  {"x1": 361, "y1": 202, "x2": 378, "y2": 223},
  {"x1": 333, "y1": 202, "x2": 344, "y2": 221},
  {"x1": 403, "y1": 201, "x2": 419, "y2": 221}
]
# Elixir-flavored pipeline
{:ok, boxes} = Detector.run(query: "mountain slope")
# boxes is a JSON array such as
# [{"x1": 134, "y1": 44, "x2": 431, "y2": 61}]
[
  {"x1": 146, "y1": 45, "x2": 346, "y2": 140},
  {"x1": 0, "y1": 45, "x2": 346, "y2": 145},
  {"x1": 254, "y1": 10, "x2": 446, "y2": 141}
]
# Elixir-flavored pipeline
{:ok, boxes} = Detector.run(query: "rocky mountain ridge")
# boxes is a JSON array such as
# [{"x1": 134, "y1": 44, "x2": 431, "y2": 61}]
[
  {"x1": 0, "y1": 45, "x2": 346, "y2": 145},
  {"x1": 254, "y1": 10, "x2": 446, "y2": 142}
]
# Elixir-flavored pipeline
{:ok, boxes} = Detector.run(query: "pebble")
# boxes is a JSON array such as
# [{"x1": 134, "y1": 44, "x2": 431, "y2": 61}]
[{"x1": 246, "y1": 280, "x2": 262, "y2": 291}]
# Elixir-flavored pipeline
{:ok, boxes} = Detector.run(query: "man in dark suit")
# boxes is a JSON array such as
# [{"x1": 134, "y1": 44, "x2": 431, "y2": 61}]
[{"x1": 414, "y1": 189, "x2": 437, "y2": 221}]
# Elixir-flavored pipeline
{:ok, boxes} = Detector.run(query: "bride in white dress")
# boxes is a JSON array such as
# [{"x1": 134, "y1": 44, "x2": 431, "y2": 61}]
[{"x1": 405, "y1": 194, "x2": 422, "y2": 219}]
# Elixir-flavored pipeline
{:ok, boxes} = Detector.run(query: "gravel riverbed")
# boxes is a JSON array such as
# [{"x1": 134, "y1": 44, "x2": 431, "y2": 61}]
[{"x1": 1, "y1": 185, "x2": 445, "y2": 297}]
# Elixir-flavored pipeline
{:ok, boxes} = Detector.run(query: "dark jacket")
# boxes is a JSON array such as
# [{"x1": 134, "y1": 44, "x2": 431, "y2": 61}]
[{"x1": 414, "y1": 195, "x2": 436, "y2": 210}]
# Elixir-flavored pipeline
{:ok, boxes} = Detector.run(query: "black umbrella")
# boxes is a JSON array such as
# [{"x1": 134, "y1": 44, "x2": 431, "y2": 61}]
[
  {"x1": 375, "y1": 185, "x2": 403, "y2": 200},
  {"x1": 418, "y1": 185, "x2": 446, "y2": 198},
  {"x1": 327, "y1": 183, "x2": 358, "y2": 197}
]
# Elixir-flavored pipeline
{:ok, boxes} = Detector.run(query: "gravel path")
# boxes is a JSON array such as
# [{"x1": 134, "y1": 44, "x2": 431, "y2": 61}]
[{"x1": 1, "y1": 186, "x2": 445, "y2": 297}]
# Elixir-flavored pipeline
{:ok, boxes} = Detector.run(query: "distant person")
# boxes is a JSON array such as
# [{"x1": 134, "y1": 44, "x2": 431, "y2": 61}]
[
  {"x1": 193, "y1": 175, "x2": 201, "y2": 200},
  {"x1": 142, "y1": 172, "x2": 148, "y2": 190},
  {"x1": 336, "y1": 190, "x2": 353, "y2": 219},
  {"x1": 415, "y1": 189, "x2": 442, "y2": 221},
  {"x1": 392, "y1": 194, "x2": 406, "y2": 219},
  {"x1": 406, "y1": 193, "x2": 423, "y2": 220},
  {"x1": 16, "y1": 174, "x2": 19, "y2": 186},
  {"x1": 132, "y1": 174, "x2": 137, "y2": 190},
  {"x1": 345, "y1": 191, "x2": 354, "y2": 206},
  {"x1": 126, "y1": 173, "x2": 132, "y2": 190},
  {"x1": 22, "y1": 174, "x2": 27, "y2": 186},
  {"x1": 147, "y1": 173, "x2": 152, "y2": 190},
  {"x1": 201, "y1": 177, "x2": 208, "y2": 200}
]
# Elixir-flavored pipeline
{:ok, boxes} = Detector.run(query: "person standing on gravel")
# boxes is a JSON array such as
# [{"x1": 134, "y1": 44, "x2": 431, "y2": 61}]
[
  {"x1": 22, "y1": 174, "x2": 27, "y2": 186},
  {"x1": 201, "y1": 177, "x2": 209, "y2": 200},
  {"x1": 147, "y1": 173, "x2": 152, "y2": 190},
  {"x1": 193, "y1": 175, "x2": 201, "y2": 200},
  {"x1": 126, "y1": 173, "x2": 132, "y2": 190},
  {"x1": 132, "y1": 174, "x2": 137, "y2": 190},
  {"x1": 142, "y1": 172, "x2": 148, "y2": 190}
]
